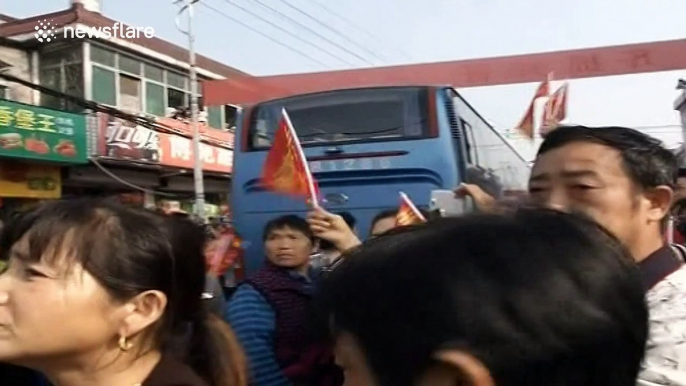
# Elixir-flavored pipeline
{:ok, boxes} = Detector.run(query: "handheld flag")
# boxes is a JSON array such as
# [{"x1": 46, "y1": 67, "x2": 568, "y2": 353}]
[
  {"x1": 261, "y1": 109, "x2": 320, "y2": 207},
  {"x1": 514, "y1": 73, "x2": 553, "y2": 139},
  {"x1": 396, "y1": 192, "x2": 427, "y2": 226},
  {"x1": 540, "y1": 83, "x2": 569, "y2": 137}
]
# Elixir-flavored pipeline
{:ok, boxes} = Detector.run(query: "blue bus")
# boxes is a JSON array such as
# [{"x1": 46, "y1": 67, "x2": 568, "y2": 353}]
[{"x1": 232, "y1": 86, "x2": 530, "y2": 273}]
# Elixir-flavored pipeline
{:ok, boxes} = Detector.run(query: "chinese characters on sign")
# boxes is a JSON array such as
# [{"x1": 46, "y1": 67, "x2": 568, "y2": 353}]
[
  {"x1": 0, "y1": 99, "x2": 87, "y2": 164},
  {"x1": 99, "y1": 114, "x2": 160, "y2": 163},
  {"x1": 162, "y1": 134, "x2": 233, "y2": 173},
  {"x1": 96, "y1": 113, "x2": 232, "y2": 173}
]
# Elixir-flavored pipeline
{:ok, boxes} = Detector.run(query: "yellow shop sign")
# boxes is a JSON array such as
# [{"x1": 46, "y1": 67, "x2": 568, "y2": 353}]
[{"x1": 0, "y1": 162, "x2": 61, "y2": 199}]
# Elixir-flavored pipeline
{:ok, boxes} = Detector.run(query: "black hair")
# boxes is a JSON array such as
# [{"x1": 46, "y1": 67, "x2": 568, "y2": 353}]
[
  {"x1": 538, "y1": 125, "x2": 677, "y2": 190},
  {"x1": 370, "y1": 207, "x2": 430, "y2": 235},
  {"x1": 262, "y1": 214, "x2": 314, "y2": 243},
  {"x1": 319, "y1": 212, "x2": 357, "y2": 251},
  {"x1": 0, "y1": 198, "x2": 246, "y2": 386},
  {"x1": 678, "y1": 168, "x2": 686, "y2": 179},
  {"x1": 319, "y1": 209, "x2": 647, "y2": 386}
]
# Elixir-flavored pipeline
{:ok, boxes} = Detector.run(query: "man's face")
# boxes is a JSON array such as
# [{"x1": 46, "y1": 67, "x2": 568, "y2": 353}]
[
  {"x1": 264, "y1": 226, "x2": 313, "y2": 270},
  {"x1": 529, "y1": 142, "x2": 653, "y2": 256}
]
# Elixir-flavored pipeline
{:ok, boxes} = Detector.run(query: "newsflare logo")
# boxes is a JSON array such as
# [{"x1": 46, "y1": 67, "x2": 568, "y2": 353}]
[
  {"x1": 34, "y1": 19, "x2": 155, "y2": 43},
  {"x1": 34, "y1": 19, "x2": 57, "y2": 43}
]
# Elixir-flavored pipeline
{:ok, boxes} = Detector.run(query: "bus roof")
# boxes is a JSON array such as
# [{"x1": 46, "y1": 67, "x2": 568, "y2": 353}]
[{"x1": 245, "y1": 85, "x2": 454, "y2": 107}]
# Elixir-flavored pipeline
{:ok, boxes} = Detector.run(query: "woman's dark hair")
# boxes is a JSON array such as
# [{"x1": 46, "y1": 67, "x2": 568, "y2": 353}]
[
  {"x1": 0, "y1": 198, "x2": 246, "y2": 386},
  {"x1": 319, "y1": 209, "x2": 647, "y2": 386}
]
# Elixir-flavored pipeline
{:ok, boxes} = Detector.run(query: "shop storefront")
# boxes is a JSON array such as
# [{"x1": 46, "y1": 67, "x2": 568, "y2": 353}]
[
  {"x1": 72, "y1": 112, "x2": 233, "y2": 211},
  {"x1": 0, "y1": 98, "x2": 88, "y2": 214}
]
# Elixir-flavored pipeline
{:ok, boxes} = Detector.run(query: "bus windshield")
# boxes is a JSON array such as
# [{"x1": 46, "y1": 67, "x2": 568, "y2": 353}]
[{"x1": 248, "y1": 87, "x2": 429, "y2": 149}]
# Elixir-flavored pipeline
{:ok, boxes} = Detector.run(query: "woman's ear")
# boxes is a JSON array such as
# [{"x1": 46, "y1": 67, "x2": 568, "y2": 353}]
[{"x1": 418, "y1": 350, "x2": 494, "y2": 386}]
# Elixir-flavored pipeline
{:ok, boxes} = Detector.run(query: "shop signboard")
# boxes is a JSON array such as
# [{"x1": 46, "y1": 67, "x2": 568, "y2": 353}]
[
  {"x1": 158, "y1": 133, "x2": 233, "y2": 173},
  {"x1": 96, "y1": 113, "x2": 160, "y2": 163},
  {"x1": 0, "y1": 161, "x2": 61, "y2": 199},
  {"x1": 0, "y1": 99, "x2": 88, "y2": 164},
  {"x1": 156, "y1": 117, "x2": 234, "y2": 148}
]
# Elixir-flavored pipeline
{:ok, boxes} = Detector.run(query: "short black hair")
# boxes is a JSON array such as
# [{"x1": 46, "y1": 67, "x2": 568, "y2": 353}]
[
  {"x1": 319, "y1": 209, "x2": 647, "y2": 386},
  {"x1": 538, "y1": 125, "x2": 677, "y2": 190},
  {"x1": 319, "y1": 212, "x2": 357, "y2": 251},
  {"x1": 678, "y1": 168, "x2": 686, "y2": 179},
  {"x1": 262, "y1": 214, "x2": 314, "y2": 243}
]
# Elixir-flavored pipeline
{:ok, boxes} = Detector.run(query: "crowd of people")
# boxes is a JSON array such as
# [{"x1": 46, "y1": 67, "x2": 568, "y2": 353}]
[{"x1": 0, "y1": 124, "x2": 684, "y2": 386}]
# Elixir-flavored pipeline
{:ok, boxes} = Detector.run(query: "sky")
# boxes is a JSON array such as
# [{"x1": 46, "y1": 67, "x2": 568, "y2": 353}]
[{"x1": 2, "y1": 0, "x2": 686, "y2": 159}]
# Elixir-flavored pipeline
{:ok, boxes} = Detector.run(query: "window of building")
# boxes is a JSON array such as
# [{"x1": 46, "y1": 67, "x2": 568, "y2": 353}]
[
  {"x1": 144, "y1": 64, "x2": 164, "y2": 82},
  {"x1": 40, "y1": 44, "x2": 84, "y2": 111},
  {"x1": 145, "y1": 81, "x2": 165, "y2": 116},
  {"x1": 92, "y1": 66, "x2": 116, "y2": 106},
  {"x1": 167, "y1": 71, "x2": 187, "y2": 90},
  {"x1": 88, "y1": 44, "x2": 222, "y2": 128},
  {"x1": 119, "y1": 55, "x2": 141, "y2": 75},
  {"x1": 119, "y1": 74, "x2": 141, "y2": 112},
  {"x1": 167, "y1": 88, "x2": 187, "y2": 110},
  {"x1": 207, "y1": 105, "x2": 223, "y2": 129},
  {"x1": 91, "y1": 45, "x2": 116, "y2": 67}
]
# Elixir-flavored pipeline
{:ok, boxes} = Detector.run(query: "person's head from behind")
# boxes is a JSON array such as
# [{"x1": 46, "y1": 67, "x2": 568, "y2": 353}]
[
  {"x1": 0, "y1": 198, "x2": 244, "y2": 386},
  {"x1": 320, "y1": 209, "x2": 647, "y2": 386},
  {"x1": 530, "y1": 125, "x2": 676, "y2": 260},
  {"x1": 369, "y1": 208, "x2": 430, "y2": 238},
  {"x1": 263, "y1": 215, "x2": 314, "y2": 271}
]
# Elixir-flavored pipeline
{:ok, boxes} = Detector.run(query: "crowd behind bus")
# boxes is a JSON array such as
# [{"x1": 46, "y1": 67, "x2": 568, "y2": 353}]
[{"x1": 0, "y1": 124, "x2": 685, "y2": 386}]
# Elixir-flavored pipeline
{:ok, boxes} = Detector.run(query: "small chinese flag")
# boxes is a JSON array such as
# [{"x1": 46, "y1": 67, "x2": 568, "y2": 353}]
[
  {"x1": 540, "y1": 83, "x2": 569, "y2": 137},
  {"x1": 515, "y1": 72, "x2": 553, "y2": 139},
  {"x1": 514, "y1": 97, "x2": 536, "y2": 139},
  {"x1": 261, "y1": 109, "x2": 320, "y2": 206},
  {"x1": 396, "y1": 192, "x2": 427, "y2": 226},
  {"x1": 514, "y1": 73, "x2": 553, "y2": 139}
]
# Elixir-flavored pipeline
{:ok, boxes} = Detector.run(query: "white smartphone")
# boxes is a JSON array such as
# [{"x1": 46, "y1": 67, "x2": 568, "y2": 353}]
[{"x1": 430, "y1": 190, "x2": 471, "y2": 217}]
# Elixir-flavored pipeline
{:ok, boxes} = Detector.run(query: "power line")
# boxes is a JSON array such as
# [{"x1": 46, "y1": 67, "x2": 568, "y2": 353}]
[
  {"x1": 216, "y1": 0, "x2": 356, "y2": 67},
  {"x1": 199, "y1": 2, "x2": 330, "y2": 68},
  {"x1": 249, "y1": 0, "x2": 375, "y2": 66},
  {"x1": 276, "y1": 0, "x2": 386, "y2": 64},
  {"x1": 305, "y1": 0, "x2": 413, "y2": 61}
]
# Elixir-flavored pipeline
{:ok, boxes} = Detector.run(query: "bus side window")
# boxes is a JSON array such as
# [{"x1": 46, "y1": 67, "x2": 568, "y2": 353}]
[{"x1": 460, "y1": 118, "x2": 477, "y2": 165}]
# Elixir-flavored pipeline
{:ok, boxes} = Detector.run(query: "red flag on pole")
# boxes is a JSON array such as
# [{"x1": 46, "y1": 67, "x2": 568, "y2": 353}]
[
  {"x1": 514, "y1": 73, "x2": 553, "y2": 139},
  {"x1": 261, "y1": 109, "x2": 320, "y2": 206},
  {"x1": 540, "y1": 83, "x2": 569, "y2": 137},
  {"x1": 396, "y1": 192, "x2": 427, "y2": 226}
]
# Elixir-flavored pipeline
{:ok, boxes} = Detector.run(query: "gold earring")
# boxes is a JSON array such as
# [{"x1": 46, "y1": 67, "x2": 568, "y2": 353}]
[{"x1": 118, "y1": 335, "x2": 134, "y2": 352}]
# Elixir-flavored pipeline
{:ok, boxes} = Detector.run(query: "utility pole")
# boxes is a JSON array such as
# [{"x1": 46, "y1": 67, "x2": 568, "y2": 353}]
[{"x1": 175, "y1": 0, "x2": 205, "y2": 219}]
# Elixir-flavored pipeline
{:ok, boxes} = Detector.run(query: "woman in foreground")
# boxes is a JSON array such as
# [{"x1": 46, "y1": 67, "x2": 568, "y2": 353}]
[{"x1": 0, "y1": 199, "x2": 246, "y2": 386}]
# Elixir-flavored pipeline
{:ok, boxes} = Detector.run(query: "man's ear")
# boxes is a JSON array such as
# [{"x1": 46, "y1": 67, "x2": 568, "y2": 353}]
[
  {"x1": 643, "y1": 185, "x2": 673, "y2": 223},
  {"x1": 418, "y1": 350, "x2": 494, "y2": 386}
]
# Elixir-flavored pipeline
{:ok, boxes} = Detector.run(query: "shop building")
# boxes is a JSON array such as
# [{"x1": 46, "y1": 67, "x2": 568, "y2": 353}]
[{"x1": 0, "y1": 0, "x2": 249, "y2": 210}]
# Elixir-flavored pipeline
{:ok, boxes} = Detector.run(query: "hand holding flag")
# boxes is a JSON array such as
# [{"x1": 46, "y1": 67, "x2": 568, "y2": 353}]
[
  {"x1": 396, "y1": 192, "x2": 427, "y2": 226},
  {"x1": 261, "y1": 109, "x2": 320, "y2": 207}
]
